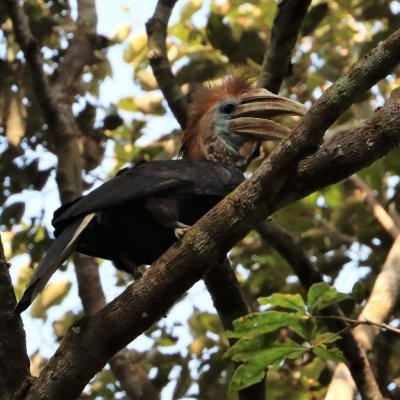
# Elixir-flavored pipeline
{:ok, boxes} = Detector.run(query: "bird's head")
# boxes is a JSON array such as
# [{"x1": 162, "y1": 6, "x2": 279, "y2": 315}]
[{"x1": 180, "y1": 73, "x2": 307, "y2": 170}]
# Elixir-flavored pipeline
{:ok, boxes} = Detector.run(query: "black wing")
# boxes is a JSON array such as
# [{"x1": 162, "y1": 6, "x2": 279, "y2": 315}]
[
  {"x1": 16, "y1": 160, "x2": 243, "y2": 313},
  {"x1": 54, "y1": 160, "x2": 244, "y2": 227}
]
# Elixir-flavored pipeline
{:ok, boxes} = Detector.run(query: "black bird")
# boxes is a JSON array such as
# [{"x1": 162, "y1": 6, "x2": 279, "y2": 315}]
[{"x1": 16, "y1": 73, "x2": 306, "y2": 313}]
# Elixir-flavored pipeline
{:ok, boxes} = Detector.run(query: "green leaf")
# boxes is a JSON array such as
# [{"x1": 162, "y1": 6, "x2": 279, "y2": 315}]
[
  {"x1": 228, "y1": 344, "x2": 306, "y2": 394},
  {"x1": 224, "y1": 333, "x2": 277, "y2": 359},
  {"x1": 351, "y1": 281, "x2": 366, "y2": 304},
  {"x1": 230, "y1": 311, "x2": 301, "y2": 338},
  {"x1": 311, "y1": 332, "x2": 341, "y2": 347},
  {"x1": 313, "y1": 346, "x2": 346, "y2": 363},
  {"x1": 258, "y1": 293, "x2": 306, "y2": 312},
  {"x1": 298, "y1": 317, "x2": 317, "y2": 341},
  {"x1": 308, "y1": 283, "x2": 351, "y2": 312},
  {"x1": 230, "y1": 310, "x2": 315, "y2": 341},
  {"x1": 229, "y1": 362, "x2": 266, "y2": 395}
]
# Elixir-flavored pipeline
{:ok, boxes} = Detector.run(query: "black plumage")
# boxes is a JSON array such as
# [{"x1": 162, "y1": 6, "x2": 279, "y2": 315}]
[
  {"x1": 54, "y1": 159, "x2": 244, "y2": 267},
  {"x1": 16, "y1": 160, "x2": 244, "y2": 313}
]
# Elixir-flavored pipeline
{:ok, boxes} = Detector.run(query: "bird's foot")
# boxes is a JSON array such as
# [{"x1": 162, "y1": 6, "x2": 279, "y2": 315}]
[{"x1": 174, "y1": 223, "x2": 191, "y2": 241}]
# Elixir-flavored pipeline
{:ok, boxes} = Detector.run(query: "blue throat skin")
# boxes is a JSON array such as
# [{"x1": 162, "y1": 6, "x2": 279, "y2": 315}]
[{"x1": 216, "y1": 129, "x2": 251, "y2": 169}]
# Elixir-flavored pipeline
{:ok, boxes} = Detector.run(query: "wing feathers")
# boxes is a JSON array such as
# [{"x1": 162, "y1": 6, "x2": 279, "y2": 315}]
[{"x1": 15, "y1": 213, "x2": 95, "y2": 314}]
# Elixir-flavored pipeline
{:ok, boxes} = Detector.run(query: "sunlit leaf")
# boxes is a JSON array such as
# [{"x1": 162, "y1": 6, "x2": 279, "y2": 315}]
[
  {"x1": 258, "y1": 293, "x2": 306, "y2": 312},
  {"x1": 308, "y1": 283, "x2": 351, "y2": 312}
]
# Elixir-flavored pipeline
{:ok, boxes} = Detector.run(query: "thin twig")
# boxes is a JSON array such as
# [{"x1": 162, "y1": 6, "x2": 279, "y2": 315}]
[{"x1": 315, "y1": 315, "x2": 400, "y2": 335}]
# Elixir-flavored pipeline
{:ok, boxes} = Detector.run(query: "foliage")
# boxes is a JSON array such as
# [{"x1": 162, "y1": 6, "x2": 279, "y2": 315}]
[
  {"x1": 226, "y1": 285, "x2": 350, "y2": 394},
  {"x1": 1, "y1": 0, "x2": 400, "y2": 399}
]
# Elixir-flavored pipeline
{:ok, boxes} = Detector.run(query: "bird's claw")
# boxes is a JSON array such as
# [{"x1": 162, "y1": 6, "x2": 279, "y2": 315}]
[{"x1": 174, "y1": 226, "x2": 190, "y2": 240}]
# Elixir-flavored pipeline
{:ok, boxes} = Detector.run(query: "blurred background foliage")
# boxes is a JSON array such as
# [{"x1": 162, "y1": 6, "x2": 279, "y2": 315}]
[{"x1": 1, "y1": 0, "x2": 400, "y2": 398}]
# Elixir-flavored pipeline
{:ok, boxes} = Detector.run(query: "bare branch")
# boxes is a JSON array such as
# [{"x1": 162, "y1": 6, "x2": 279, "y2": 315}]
[
  {"x1": 0, "y1": 234, "x2": 30, "y2": 399},
  {"x1": 315, "y1": 315, "x2": 400, "y2": 335},
  {"x1": 257, "y1": 220, "x2": 323, "y2": 287},
  {"x1": 204, "y1": 258, "x2": 251, "y2": 332},
  {"x1": 146, "y1": 0, "x2": 188, "y2": 129},
  {"x1": 258, "y1": 0, "x2": 312, "y2": 93},
  {"x1": 52, "y1": 0, "x2": 100, "y2": 94},
  {"x1": 325, "y1": 364, "x2": 357, "y2": 400},
  {"x1": 348, "y1": 174, "x2": 400, "y2": 239}
]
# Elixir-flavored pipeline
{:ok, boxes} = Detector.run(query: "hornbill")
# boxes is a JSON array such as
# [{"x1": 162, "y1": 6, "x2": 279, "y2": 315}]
[{"x1": 16, "y1": 74, "x2": 306, "y2": 313}]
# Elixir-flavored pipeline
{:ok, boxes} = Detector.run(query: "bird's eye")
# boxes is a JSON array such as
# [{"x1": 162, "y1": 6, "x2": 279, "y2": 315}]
[{"x1": 219, "y1": 101, "x2": 236, "y2": 115}]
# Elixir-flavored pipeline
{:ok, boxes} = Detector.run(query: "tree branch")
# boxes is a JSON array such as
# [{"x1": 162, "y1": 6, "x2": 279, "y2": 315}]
[
  {"x1": 255, "y1": 28, "x2": 400, "y2": 205},
  {"x1": 24, "y1": 67, "x2": 400, "y2": 400},
  {"x1": 348, "y1": 174, "x2": 400, "y2": 239},
  {"x1": 355, "y1": 234, "x2": 400, "y2": 348},
  {"x1": 0, "y1": 234, "x2": 30, "y2": 399},
  {"x1": 52, "y1": 0, "x2": 101, "y2": 95},
  {"x1": 258, "y1": 0, "x2": 312, "y2": 92},
  {"x1": 4, "y1": 0, "x2": 83, "y2": 203},
  {"x1": 315, "y1": 315, "x2": 400, "y2": 336},
  {"x1": 146, "y1": 0, "x2": 188, "y2": 129},
  {"x1": 73, "y1": 255, "x2": 160, "y2": 400}
]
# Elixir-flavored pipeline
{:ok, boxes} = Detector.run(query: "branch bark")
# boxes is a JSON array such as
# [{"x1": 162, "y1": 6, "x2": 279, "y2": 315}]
[
  {"x1": 258, "y1": 0, "x2": 312, "y2": 92},
  {"x1": 73, "y1": 254, "x2": 160, "y2": 400},
  {"x1": 0, "y1": 234, "x2": 30, "y2": 400},
  {"x1": 23, "y1": 61, "x2": 400, "y2": 400},
  {"x1": 146, "y1": 0, "x2": 188, "y2": 129}
]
